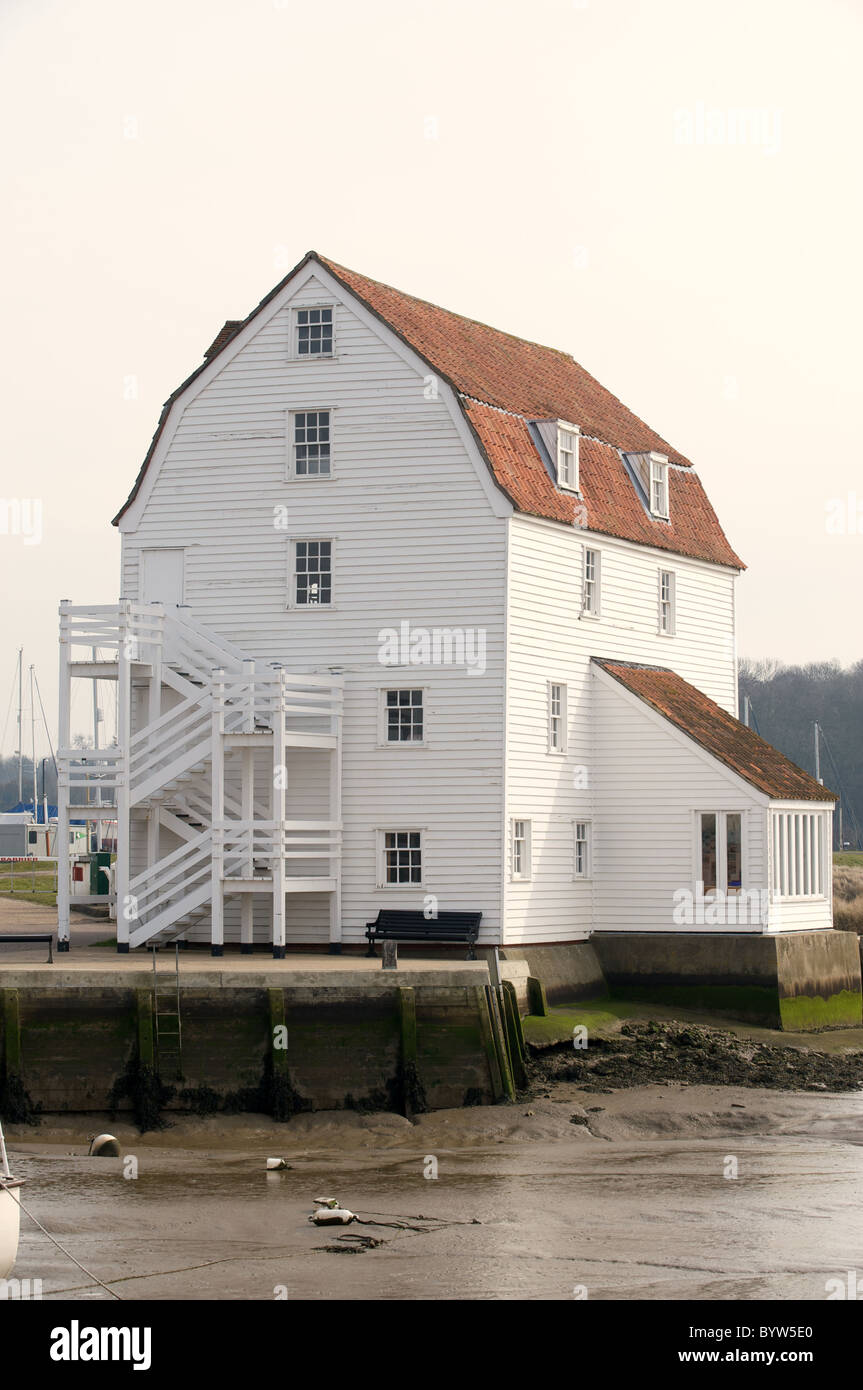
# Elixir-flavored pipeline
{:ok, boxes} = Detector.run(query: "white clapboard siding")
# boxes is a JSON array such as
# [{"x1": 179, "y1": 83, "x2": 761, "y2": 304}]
[
  {"x1": 121, "y1": 274, "x2": 509, "y2": 943},
  {"x1": 117, "y1": 262, "x2": 796, "y2": 949},
  {"x1": 503, "y1": 513, "x2": 740, "y2": 943},
  {"x1": 590, "y1": 665, "x2": 768, "y2": 933}
]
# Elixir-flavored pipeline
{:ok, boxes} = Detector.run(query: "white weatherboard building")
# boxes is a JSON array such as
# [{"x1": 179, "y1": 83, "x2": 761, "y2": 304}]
[{"x1": 56, "y1": 253, "x2": 835, "y2": 955}]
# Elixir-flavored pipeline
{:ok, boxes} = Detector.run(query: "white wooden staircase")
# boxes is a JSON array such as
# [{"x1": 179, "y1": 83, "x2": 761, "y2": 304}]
[{"x1": 57, "y1": 601, "x2": 343, "y2": 956}]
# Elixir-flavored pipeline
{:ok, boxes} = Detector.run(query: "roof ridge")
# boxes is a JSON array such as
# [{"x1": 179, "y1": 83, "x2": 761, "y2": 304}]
[
  {"x1": 593, "y1": 657, "x2": 674, "y2": 673},
  {"x1": 464, "y1": 397, "x2": 654, "y2": 459},
  {"x1": 318, "y1": 255, "x2": 575, "y2": 362}
]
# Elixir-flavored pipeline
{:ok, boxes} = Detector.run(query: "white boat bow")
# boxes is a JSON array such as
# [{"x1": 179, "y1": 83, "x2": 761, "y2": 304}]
[
  {"x1": 0, "y1": 1121, "x2": 22, "y2": 1279},
  {"x1": 0, "y1": 1176, "x2": 23, "y2": 1279}
]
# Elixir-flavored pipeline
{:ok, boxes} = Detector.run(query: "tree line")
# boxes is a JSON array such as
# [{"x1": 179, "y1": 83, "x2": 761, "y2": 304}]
[{"x1": 738, "y1": 658, "x2": 863, "y2": 849}]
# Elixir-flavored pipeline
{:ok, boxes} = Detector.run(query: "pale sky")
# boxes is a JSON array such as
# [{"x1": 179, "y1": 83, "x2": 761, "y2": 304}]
[{"x1": 1, "y1": 0, "x2": 860, "y2": 755}]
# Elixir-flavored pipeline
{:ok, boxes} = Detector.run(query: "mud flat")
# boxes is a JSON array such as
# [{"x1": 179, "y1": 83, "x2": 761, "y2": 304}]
[{"x1": 5, "y1": 1068, "x2": 863, "y2": 1301}]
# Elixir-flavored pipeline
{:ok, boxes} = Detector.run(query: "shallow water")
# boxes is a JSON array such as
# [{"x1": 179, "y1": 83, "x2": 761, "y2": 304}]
[{"x1": 6, "y1": 1089, "x2": 863, "y2": 1301}]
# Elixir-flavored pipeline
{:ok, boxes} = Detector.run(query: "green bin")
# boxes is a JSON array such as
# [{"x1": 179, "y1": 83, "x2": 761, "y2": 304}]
[{"x1": 89, "y1": 851, "x2": 112, "y2": 895}]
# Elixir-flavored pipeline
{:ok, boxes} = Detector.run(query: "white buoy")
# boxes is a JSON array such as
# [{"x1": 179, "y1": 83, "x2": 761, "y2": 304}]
[
  {"x1": 88, "y1": 1134, "x2": 121, "y2": 1158},
  {"x1": 266, "y1": 1157, "x2": 289, "y2": 1170},
  {"x1": 309, "y1": 1206, "x2": 356, "y2": 1225}
]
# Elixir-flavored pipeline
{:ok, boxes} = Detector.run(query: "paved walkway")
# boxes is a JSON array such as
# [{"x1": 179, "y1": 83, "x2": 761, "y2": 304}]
[{"x1": 0, "y1": 896, "x2": 495, "y2": 989}]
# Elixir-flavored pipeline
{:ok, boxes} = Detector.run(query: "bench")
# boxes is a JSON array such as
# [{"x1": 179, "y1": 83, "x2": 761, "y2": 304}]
[
  {"x1": 365, "y1": 910, "x2": 481, "y2": 961},
  {"x1": 0, "y1": 933, "x2": 54, "y2": 963}
]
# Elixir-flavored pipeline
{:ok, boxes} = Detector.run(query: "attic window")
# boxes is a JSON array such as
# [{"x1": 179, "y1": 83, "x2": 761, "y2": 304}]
[
  {"x1": 296, "y1": 307, "x2": 333, "y2": 356},
  {"x1": 556, "y1": 421, "x2": 581, "y2": 492},
  {"x1": 649, "y1": 453, "x2": 670, "y2": 519}
]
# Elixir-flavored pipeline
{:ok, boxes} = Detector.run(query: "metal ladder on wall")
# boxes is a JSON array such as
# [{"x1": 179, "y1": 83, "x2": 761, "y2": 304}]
[{"x1": 150, "y1": 945, "x2": 184, "y2": 1079}]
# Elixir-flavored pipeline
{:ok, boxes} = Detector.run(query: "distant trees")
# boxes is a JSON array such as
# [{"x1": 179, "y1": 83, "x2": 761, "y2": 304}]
[{"x1": 738, "y1": 658, "x2": 863, "y2": 849}]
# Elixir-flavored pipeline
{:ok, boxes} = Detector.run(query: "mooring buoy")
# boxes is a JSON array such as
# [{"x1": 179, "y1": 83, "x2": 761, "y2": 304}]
[{"x1": 88, "y1": 1134, "x2": 121, "y2": 1157}]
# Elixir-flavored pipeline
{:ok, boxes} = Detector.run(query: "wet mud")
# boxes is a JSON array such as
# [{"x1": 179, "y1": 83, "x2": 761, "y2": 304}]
[{"x1": 530, "y1": 1020, "x2": 863, "y2": 1094}]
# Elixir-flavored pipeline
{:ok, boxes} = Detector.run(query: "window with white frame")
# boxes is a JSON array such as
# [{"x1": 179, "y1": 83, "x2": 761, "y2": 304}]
[
  {"x1": 296, "y1": 306, "x2": 333, "y2": 356},
  {"x1": 582, "y1": 547, "x2": 600, "y2": 616},
  {"x1": 382, "y1": 689, "x2": 424, "y2": 743},
  {"x1": 292, "y1": 411, "x2": 331, "y2": 477},
  {"x1": 659, "y1": 569, "x2": 676, "y2": 635},
  {"x1": 556, "y1": 421, "x2": 580, "y2": 491},
  {"x1": 771, "y1": 810, "x2": 828, "y2": 898},
  {"x1": 511, "y1": 819, "x2": 531, "y2": 880},
  {"x1": 649, "y1": 453, "x2": 670, "y2": 519},
  {"x1": 574, "y1": 820, "x2": 591, "y2": 879},
  {"x1": 379, "y1": 830, "x2": 423, "y2": 886},
  {"x1": 293, "y1": 539, "x2": 332, "y2": 606},
  {"x1": 698, "y1": 811, "x2": 743, "y2": 894},
  {"x1": 548, "y1": 682, "x2": 567, "y2": 753}
]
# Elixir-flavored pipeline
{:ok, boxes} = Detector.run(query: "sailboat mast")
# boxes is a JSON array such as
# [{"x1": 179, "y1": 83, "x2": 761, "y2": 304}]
[
  {"x1": 16, "y1": 648, "x2": 23, "y2": 802},
  {"x1": 30, "y1": 665, "x2": 37, "y2": 821},
  {"x1": 92, "y1": 646, "x2": 101, "y2": 807}
]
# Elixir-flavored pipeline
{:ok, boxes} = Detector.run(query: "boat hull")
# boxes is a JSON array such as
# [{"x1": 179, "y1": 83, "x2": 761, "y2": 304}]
[{"x1": 0, "y1": 1180, "x2": 23, "y2": 1280}]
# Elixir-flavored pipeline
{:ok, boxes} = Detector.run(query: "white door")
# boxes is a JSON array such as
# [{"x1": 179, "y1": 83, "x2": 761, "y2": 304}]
[{"x1": 141, "y1": 549, "x2": 185, "y2": 607}]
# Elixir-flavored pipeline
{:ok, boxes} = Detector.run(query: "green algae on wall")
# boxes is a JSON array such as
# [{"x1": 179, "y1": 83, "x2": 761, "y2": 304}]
[
  {"x1": 778, "y1": 990, "x2": 863, "y2": 1032},
  {"x1": 586, "y1": 984, "x2": 863, "y2": 1032},
  {"x1": 610, "y1": 983, "x2": 782, "y2": 1026}
]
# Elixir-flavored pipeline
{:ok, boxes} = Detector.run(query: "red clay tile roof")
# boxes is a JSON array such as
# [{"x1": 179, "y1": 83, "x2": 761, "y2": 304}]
[
  {"x1": 319, "y1": 257, "x2": 688, "y2": 461},
  {"x1": 203, "y1": 320, "x2": 243, "y2": 359},
  {"x1": 113, "y1": 251, "x2": 744, "y2": 570},
  {"x1": 463, "y1": 402, "x2": 741, "y2": 566},
  {"x1": 594, "y1": 659, "x2": 836, "y2": 801}
]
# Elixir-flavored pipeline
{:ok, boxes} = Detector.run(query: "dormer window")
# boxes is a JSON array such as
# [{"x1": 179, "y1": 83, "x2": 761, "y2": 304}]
[
  {"x1": 649, "y1": 452, "x2": 669, "y2": 519},
  {"x1": 556, "y1": 421, "x2": 581, "y2": 492}
]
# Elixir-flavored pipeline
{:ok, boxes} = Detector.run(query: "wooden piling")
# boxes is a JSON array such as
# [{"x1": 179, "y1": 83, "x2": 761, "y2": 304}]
[
  {"x1": 526, "y1": 975, "x2": 549, "y2": 1017},
  {"x1": 474, "y1": 986, "x2": 504, "y2": 1099}
]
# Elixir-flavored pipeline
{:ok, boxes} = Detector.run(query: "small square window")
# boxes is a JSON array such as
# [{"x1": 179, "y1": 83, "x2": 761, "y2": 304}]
[
  {"x1": 381, "y1": 830, "x2": 423, "y2": 885},
  {"x1": 384, "y1": 689, "x2": 424, "y2": 743},
  {"x1": 293, "y1": 410, "x2": 331, "y2": 477},
  {"x1": 296, "y1": 306, "x2": 333, "y2": 356},
  {"x1": 294, "y1": 539, "x2": 332, "y2": 606}
]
